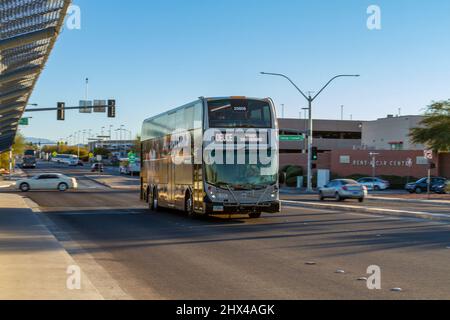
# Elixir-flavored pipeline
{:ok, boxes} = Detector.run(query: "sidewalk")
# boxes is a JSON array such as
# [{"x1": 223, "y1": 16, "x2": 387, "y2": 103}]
[
  {"x1": 85, "y1": 174, "x2": 140, "y2": 190},
  {"x1": 0, "y1": 193, "x2": 103, "y2": 300}
]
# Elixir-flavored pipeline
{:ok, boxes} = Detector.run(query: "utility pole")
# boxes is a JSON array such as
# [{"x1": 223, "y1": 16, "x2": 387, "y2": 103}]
[
  {"x1": 85, "y1": 77, "x2": 89, "y2": 101},
  {"x1": 341, "y1": 105, "x2": 344, "y2": 121},
  {"x1": 261, "y1": 72, "x2": 360, "y2": 191},
  {"x1": 9, "y1": 148, "x2": 13, "y2": 180},
  {"x1": 281, "y1": 104, "x2": 285, "y2": 118}
]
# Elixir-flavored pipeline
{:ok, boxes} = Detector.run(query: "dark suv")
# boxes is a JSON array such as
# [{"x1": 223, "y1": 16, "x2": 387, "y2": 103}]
[{"x1": 405, "y1": 177, "x2": 447, "y2": 194}]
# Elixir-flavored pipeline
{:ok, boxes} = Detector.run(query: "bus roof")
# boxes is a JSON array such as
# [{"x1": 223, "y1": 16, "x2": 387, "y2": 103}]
[{"x1": 143, "y1": 96, "x2": 270, "y2": 123}]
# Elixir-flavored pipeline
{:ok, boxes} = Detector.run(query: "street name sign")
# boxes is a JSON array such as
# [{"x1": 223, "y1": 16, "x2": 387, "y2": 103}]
[{"x1": 279, "y1": 135, "x2": 305, "y2": 142}]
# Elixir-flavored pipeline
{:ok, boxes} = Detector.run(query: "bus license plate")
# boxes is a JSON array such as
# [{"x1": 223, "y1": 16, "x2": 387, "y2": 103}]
[{"x1": 213, "y1": 206, "x2": 224, "y2": 212}]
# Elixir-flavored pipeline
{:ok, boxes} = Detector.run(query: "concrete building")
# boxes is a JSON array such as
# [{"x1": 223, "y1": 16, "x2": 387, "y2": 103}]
[
  {"x1": 88, "y1": 140, "x2": 135, "y2": 158},
  {"x1": 362, "y1": 115, "x2": 425, "y2": 151},
  {"x1": 278, "y1": 118, "x2": 364, "y2": 152},
  {"x1": 278, "y1": 118, "x2": 365, "y2": 168}
]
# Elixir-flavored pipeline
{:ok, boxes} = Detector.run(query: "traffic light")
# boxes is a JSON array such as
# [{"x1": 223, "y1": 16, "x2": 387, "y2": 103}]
[
  {"x1": 311, "y1": 147, "x2": 318, "y2": 161},
  {"x1": 107, "y1": 99, "x2": 116, "y2": 118},
  {"x1": 57, "y1": 102, "x2": 65, "y2": 121}
]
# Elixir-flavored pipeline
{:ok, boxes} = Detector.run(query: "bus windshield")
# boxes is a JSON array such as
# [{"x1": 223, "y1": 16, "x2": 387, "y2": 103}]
[
  {"x1": 208, "y1": 99, "x2": 272, "y2": 128},
  {"x1": 205, "y1": 151, "x2": 278, "y2": 190}
]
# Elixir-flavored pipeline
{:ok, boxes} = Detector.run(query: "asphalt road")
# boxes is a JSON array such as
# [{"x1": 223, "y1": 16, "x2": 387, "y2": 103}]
[{"x1": 10, "y1": 162, "x2": 450, "y2": 299}]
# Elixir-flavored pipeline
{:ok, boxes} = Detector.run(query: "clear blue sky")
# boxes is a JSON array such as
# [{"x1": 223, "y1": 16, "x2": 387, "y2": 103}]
[{"x1": 22, "y1": 0, "x2": 450, "y2": 141}]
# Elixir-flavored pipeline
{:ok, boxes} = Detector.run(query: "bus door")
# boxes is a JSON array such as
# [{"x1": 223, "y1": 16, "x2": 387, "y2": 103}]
[{"x1": 193, "y1": 164, "x2": 204, "y2": 213}]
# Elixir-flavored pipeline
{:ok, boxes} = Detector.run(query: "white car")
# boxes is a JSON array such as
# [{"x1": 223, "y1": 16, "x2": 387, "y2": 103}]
[
  {"x1": 357, "y1": 177, "x2": 390, "y2": 191},
  {"x1": 16, "y1": 173, "x2": 78, "y2": 192}
]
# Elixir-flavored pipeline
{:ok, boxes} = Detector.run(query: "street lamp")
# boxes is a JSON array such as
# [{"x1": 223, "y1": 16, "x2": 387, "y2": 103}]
[{"x1": 261, "y1": 72, "x2": 360, "y2": 191}]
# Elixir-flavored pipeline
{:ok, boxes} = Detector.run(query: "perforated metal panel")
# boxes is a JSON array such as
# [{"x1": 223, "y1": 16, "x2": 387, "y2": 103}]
[{"x1": 0, "y1": 0, "x2": 71, "y2": 152}]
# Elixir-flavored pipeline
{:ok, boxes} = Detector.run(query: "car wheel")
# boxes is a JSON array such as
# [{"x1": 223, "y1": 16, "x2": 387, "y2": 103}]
[
  {"x1": 335, "y1": 193, "x2": 342, "y2": 202},
  {"x1": 249, "y1": 211, "x2": 262, "y2": 219},
  {"x1": 185, "y1": 191, "x2": 195, "y2": 217},
  {"x1": 20, "y1": 183, "x2": 30, "y2": 192},
  {"x1": 415, "y1": 187, "x2": 423, "y2": 194},
  {"x1": 58, "y1": 183, "x2": 68, "y2": 192},
  {"x1": 319, "y1": 192, "x2": 325, "y2": 201},
  {"x1": 358, "y1": 198, "x2": 364, "y2": 203},
  {"x1": 374, "y1": 186, "x2": 380, "y2": 191}
]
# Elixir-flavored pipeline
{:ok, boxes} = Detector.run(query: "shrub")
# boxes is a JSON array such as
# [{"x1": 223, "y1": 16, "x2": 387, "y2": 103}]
[{"x1": 283, "y1": 165, "x2": 303, "y2": 187}]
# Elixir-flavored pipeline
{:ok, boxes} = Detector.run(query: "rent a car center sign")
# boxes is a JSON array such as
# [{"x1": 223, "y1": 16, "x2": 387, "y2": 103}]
[
  {"x1": 351, "y1": 158, "x2": 413, "y2": 168},
  {"x1": 329, "y1": 150, "x2": 436, "y2": 178}
]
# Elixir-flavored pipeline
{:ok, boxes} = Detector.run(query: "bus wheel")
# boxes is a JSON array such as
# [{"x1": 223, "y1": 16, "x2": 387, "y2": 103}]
[
  {"x1": 249, "y1": 212, "x2": 262, "y2": 219},
  {"x1": 150, "y1": 188, "x2": 159, "y2": 211},
  {"x1": 185, "y1": 191, "x2": 194, "y2": 217}
]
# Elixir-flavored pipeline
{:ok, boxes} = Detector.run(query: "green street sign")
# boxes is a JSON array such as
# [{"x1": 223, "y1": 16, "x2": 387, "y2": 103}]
[
  {"x1": 19, "y1": 118, "x2": 29, "y2": 126},
  {"x1": 128, "y1": 152, "x2": 137, "y2": 164},
  {"x1": 279, "y1": 135, "x2": 305, "y2": 142}
]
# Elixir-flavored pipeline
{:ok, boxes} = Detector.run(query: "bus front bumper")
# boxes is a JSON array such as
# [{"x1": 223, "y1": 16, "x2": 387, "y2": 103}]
[{"x1": 205, "y1": 201, "x2": 281, "y2": 215}]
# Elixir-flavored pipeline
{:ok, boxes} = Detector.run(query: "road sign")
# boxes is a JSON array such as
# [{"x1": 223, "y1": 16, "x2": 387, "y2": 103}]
[
  {"x1": 424, "y1": 150, "x2": 433, "y2": 160},
  {"x1": 93, "y1": 100, "x2": 106, "y2": 113},
  {"x1": 89, "y1": 153, "x2": 94, "y2": 159},
  {"x1": 19, "y1": 118, "x2": 29, "y2": 126},
  {"x1": 79, "y1": 100, "x2": 93, "y2": 113},
  {"x1": 52, "y1": 151, "x2": 57, "y2": 157},
  {"x1": 128, "y1": 152, "x2": 137, "y2": 164},
  {"x1": 279, "y1": 135, "x2": 305, "y2": 142}
]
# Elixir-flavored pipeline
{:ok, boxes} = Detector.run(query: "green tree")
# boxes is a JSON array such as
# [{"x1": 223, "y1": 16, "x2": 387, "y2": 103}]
[
  {"x1": 410, "y1": 100, "x2": 450, "y2": 152},
  {"x1": 94, "y1": 147, "x2": 112, "y2": 158},
  {"x1": 131, "y1": 135, "x2": 141, "y2": 154},
  {"x1": 0, "y1": 133, "x2": 27, "y2": 170}
]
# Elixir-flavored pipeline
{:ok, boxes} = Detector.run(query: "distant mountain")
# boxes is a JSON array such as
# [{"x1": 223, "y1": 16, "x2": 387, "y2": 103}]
[{"x1": 25, "y1": 137, "x2": 56, "y2": 145}]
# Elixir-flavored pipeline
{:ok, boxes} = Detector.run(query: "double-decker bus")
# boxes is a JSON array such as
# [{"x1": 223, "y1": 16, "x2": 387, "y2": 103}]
[{"x1": 140, "y1": 96, "x2": 280, "y2": 218}]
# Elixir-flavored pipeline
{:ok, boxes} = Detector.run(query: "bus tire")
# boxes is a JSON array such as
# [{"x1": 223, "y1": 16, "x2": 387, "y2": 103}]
[
  {"x1": 185, "y1": 191, "x2": 194, "y2": 217},
  {"x1": 150, "y1": 187, "x2": 159, "y2": 211},
  {"x1": 249, "y1": 212, "x2": 262, "y2": 219}
]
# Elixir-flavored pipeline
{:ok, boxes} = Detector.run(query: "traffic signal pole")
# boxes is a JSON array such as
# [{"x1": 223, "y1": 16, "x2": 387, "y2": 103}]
[{"x1": 23, "y1": 100, "x2": 116, "y2": 132}]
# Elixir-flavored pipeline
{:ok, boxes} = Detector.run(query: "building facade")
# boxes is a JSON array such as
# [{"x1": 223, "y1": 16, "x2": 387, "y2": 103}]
[
  {"x1": 88, "y1": 140, "x2": 135, "y2": 158},
  {"x1": 277, "y1": 116, "x2": 449, "y2": 180},
  {"x1": 362, "y1": 115, "x2": 425, "y2": 151}
]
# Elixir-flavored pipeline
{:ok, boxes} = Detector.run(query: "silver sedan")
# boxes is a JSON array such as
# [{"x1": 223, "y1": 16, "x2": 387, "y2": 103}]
[{"x1": 319, "y1": 179, "x2": 367, "y2": 202}]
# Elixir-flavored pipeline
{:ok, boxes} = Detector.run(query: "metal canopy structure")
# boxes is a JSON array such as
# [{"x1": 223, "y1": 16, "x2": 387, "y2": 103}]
[{"x1": 0, "y1": 0, "x2": 71, "y2": 153}]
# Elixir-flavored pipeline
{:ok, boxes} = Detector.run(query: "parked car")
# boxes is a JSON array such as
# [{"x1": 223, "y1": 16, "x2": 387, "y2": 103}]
[
  {"x1": 431, "y1": 180, "x2": 450, "y2": 194},
  {"x1": 357, "y1": 177, "x2": 390, "y2": 191},
  {"x1": 319, "y1": 179, "x2": 367, "y2": 202},
  {"x1": 405, "y1": 177, "x2": 447, "y2": 194},
  {"x1": 91, "y1": 163, "x2": 104, "y2": 172},
  {"x1": 16, "y1": 173, "x2": 77, "y2": 192}
]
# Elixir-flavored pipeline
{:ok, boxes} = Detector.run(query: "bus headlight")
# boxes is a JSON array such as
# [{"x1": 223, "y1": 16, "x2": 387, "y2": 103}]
[{"x1": 207, "y1": 186, "x2": 217, "y2": 200}]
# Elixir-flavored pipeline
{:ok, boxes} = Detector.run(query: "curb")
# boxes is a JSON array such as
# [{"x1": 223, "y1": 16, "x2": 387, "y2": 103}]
[
  {"x1": 282, "y1": 200, "x2": 450, "y2": 223},
  {"x1": 367, "y1": 196, "x2": 450, "y2": 206}
]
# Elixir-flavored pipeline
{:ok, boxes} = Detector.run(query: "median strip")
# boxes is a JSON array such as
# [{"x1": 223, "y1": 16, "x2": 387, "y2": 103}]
[{"x1": 281, "y1": 200, "x2": 450, "y2": 222}]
